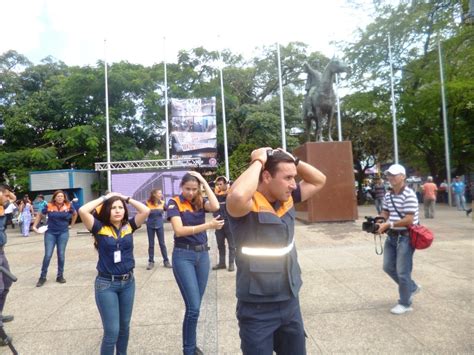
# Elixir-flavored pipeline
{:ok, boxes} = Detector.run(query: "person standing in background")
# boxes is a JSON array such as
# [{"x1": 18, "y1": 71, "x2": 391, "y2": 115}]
[
  {"x1": 422, "y1": 176, "x2": 438, "y2": 218},
  {"x1": 373, "y1": 177, "x2": 386, "y2": 215},
  {"x1": 32, "y1": 190, "x2": 77, "y2": 287},
  {"x1": 19, "y1": 196, "x2": 34, "y2": 237},
  {"x1": 452, "y1": 176, "x2": 466, "y2": 211},
  {"x1": 145, "y1": 189, "x2": 171, "y2": 270},
  {"x1": 212, "y1": 176, "x2": 236, "y2": 272}
]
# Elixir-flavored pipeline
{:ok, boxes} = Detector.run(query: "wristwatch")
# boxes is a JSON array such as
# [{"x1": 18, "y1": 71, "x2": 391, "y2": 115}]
[{"x1": 389, "y1": 222, "x2": 394, "y2": 229}]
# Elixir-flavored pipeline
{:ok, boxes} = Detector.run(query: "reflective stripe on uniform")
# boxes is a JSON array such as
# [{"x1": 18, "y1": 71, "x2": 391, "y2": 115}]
[{"x1": 241, "y1": 239, "x2": 294, "y2": 257}]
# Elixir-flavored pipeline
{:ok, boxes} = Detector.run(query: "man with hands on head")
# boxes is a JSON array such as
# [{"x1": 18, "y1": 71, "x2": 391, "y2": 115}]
[{"x1": 226, "y1": 147, "x2": 326, "y2": 355}]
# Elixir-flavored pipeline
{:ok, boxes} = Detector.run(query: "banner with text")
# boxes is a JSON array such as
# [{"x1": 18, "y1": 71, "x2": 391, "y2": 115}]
[{"x1": 170, "y1": 97, "x2": 217, "y2": 167}]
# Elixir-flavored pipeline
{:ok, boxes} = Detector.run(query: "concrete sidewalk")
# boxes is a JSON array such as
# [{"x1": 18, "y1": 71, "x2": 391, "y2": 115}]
[{"x1": 2, "y1": 204, "x2": 473, "y2": 354}]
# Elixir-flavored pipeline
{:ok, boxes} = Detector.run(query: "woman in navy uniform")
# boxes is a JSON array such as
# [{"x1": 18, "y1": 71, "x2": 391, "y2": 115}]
[
  {"x1": 33, "y1": 190, "x2": 77, "y2": 286},
  {"x1": 145, "y1": 189, "x2": 171, "y2": 270},
  {"x1": 79, "y1": 192, "x2": 150, "y2": 355},
  {"x1": 166, "y1": 171, "x2": 223, "y2": 355}
]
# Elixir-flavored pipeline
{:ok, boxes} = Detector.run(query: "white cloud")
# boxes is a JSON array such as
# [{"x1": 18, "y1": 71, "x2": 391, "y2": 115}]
[{"x1": 1, "y1": 0, "x2": 371, "y2": 66}]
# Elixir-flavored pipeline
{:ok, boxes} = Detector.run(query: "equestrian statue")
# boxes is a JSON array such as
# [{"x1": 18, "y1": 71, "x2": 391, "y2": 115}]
[{"x1": 303, "y1": 58, "x2": 348, "y2": 142}]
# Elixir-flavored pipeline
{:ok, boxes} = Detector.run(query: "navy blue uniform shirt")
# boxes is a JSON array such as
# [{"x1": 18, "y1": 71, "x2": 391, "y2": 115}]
[
  {"x1": 146, "y1": 200, "x2": 165, "y2": 229},
  {"x1": 91, "y1": 218, "x2": 138, "y2": 275},
  {"x1": 166, "y1": 194, "x2": 208, "y2": 246}
]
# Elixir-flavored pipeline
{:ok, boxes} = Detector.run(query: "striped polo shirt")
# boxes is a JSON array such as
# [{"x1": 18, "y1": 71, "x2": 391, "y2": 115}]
[{"x1": 382, "y1": 186, "x2": 419, "y2": 230}]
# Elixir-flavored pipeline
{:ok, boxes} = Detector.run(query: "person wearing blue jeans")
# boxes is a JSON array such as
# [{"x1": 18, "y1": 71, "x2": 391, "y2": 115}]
[
  {"x1": 145, "y1": 189, "x2": 171, "y2": 270},
  {"x1": 95, "y1": 274, "x2": 135, "y2": 354},
  {"x1": 172, "y1": 248, "x2": 210, "y2": 353},
  {"x1": 40, "y1": 231, "x2": 69, "y2": 279},
  {"x1": 166, "y1": 172, "x2": 223, "y2": 355},
  {"x1": 33, "y1": 190, "x2": 77, "y2": 287},
  {"x1": 376, "y1": 164, "x2": 421, "y2": 315},
  {"x1": 79, "y1": 192, "x2": 150, "y2": 355}
]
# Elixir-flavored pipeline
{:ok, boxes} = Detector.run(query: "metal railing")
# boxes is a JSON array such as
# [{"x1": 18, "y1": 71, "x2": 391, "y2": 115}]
[{"x1": 94, "y1": 158, "x2": 203, "y2": 171}]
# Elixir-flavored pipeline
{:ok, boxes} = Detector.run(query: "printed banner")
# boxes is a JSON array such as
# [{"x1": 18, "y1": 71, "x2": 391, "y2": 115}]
[{"x1": 171, "y1": 97, "x2": 217, "y2": 167}]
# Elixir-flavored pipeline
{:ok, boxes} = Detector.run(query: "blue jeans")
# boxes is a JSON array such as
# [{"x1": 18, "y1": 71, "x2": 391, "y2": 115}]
[
  {"x1": 95, "y1": 275, "x2": 135, "y2": 355},
  {"x1": 454, "y1": 193, "x2": 466, "y2": 210},
  {"x1": 375, "y1": 198, "x2": 384, "y2": 215},
  {"x1": 40, "y1": 230, "x2": 69, "y2": 278},
  {"x1": 147, "y1": 226, "x2": 169, "y2": 263},
  {"x1": 383, "y1": 235, "x2": 418, "y2": 306},
  {"x1": 172, "y1": 247, "x2": 210, "y2": 355}
]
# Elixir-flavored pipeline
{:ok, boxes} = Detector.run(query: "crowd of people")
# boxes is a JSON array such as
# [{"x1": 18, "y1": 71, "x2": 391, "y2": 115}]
[{"x1": 0, "y1": 150, "x2": 472, "y2": 354}]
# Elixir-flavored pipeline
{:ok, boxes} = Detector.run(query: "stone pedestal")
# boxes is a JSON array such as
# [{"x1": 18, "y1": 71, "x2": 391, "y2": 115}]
[{"x1": 293, "y1": 141, "x2": 358, "y2": 222}]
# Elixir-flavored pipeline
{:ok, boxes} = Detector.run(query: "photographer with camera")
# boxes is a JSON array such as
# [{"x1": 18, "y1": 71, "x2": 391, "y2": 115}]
[{"x1": 374, "y1": 164, "x2": 421, "y2": 315}]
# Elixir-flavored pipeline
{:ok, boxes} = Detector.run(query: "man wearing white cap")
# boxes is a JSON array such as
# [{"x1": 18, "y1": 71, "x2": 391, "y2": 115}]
[{"x1": 375, "y1": 164, "x2": 421, "y2": 315}]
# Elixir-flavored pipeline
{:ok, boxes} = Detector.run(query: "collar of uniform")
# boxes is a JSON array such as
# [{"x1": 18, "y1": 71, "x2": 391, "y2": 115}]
[{"x1": 252, "y1": 191, "x2": 294, "y2": 218}]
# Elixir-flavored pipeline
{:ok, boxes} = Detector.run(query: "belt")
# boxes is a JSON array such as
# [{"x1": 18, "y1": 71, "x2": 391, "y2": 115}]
[
  {"x1": 388, "y1": 229, "x2": 409, "y2": 237},
  {"x1": 98, "y1": 271, "x2": 133, "y2": 281},
  {"x1": 174, "y1": 243, "x2": 210, "y2": 252}
]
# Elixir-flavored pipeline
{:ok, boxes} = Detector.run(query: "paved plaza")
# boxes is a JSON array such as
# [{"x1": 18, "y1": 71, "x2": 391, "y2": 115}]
[{"x1": 1, "y1": 204, "x2": 473, "y2": 354}]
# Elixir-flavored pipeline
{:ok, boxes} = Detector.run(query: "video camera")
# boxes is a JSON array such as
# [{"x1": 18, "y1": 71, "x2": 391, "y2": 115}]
[{"x1": 362, "y1": 216, "x2": 385, "y2": 234}]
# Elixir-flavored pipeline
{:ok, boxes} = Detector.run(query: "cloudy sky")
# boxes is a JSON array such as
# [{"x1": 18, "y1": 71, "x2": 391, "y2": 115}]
[{"x1": 1, "y1": 0, "x2": 373, "y2": 66}]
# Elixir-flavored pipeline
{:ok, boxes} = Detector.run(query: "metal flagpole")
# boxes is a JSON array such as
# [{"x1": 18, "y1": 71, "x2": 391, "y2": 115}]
[
  {"x1": 104, "y1": 39, "x2": 111, "y2": 191},
  {"x1": 388, "y1": 34, "x2": 399, "y2": 164},
  {"x1": 438, "y1": 37, "x2": 452, "y2": 206},
  {"x1": 276, "y1": 43, "x2": 286, "y2": 150},
  {"x1": 218, "y1": 49, "x2": 230, "y2": 180},
  {"x1": 163, "y1": 37, "x2": 170, "y2": 163},
  {"x1": 336, "y1": 74, "x2": 342, "y2": 141}
]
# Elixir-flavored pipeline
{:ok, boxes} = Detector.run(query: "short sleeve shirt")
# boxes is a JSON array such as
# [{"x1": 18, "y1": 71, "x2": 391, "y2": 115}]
[
  {"x1": 383, "y1": 186, "x2": 419, "y2": 229},
  {"x1": 42, "y1": 202, "x2": 76, "y2": 233},
  {"x1": 166, "y1": 195, "x2": 208, "y2": 245},
  {"x1": 91, "y1": 218, "x2": 138, "y2": 275}
]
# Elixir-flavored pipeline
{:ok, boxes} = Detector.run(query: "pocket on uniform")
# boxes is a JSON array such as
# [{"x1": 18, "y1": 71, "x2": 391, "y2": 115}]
[
  {"x1": 95, "y1": 278, "x2": 111, "y2": 291},
  {"x1": 248, "y1": 258, "x2": 285, "y2": 296}
]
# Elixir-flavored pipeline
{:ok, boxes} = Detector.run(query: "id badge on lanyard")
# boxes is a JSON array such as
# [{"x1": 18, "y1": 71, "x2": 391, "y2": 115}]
[{"x1": 113, "y1": 226, "x2": 123, "y2": 263}]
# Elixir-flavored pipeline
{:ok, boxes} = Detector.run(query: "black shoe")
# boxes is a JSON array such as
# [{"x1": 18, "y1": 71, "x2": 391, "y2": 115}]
[
  {"x1": 0, "y1": 335, "x2": 12, "y2": 347},
  {"x1": 36, "y1": 278, "x2": 46, "y2": 287},
  {"x1": 195, "y1": 346, "x2": 204, "y2": 355},
  {"x1": 212, "y1": 264, "x2": 226, "y2": 270},
  {"x1": 228, "y1": 264, "x2": 235, "y2": 272},
  {"x1": 146, "y1": 262, "x2": 155, "y2": 270},
  {"x1": 163, "y1": 261, "x2": 172, "y2": 268},
  {"x1": 0, "y1": 315, "x2": 13, "y2": 323},
  {"x1": 56, "y1": 276, "x2": 66, "y2": 284}
]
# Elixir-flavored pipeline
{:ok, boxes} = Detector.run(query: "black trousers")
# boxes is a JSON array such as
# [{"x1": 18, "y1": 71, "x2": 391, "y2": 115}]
[
  {"x1": 0, "y1": 250, "x2": 12, "y2": 314},
  {"x1": 215, "y1": 222, "x2": 235, "y2": 265}
]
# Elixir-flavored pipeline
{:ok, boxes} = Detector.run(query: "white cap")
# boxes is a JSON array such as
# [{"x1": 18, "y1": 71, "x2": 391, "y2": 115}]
[{"x1": 384, "y1": 164, "x2": 406, "y2": 176}]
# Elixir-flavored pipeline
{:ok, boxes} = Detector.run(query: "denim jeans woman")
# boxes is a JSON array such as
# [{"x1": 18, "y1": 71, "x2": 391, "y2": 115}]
[
  {"x1": 79, "y1": 192, "x2": 150, "y2": 355},
  {"x1": 172, "y1": 248, "x2": 210, "y2": 354},
  {"x1": 33, "y1": 190, "x2": 77, "y2": 287},
  {"x1": 40, "y1": 230, "x2": 69, "y2": 279},
  {"x1": 166, "y1": 172, "x2": 223, "y2": 354},
  {"x1": 95, "y1": 275, "x2": 135, "y2": 355}
]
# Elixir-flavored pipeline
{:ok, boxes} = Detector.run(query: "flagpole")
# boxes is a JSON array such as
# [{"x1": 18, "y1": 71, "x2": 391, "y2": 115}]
[
  {"x1": 438, "y1": 37, "x2": 452, "y2": 206},
  {"x1": 336, "y1": 74, "x2": 342, "y2": 141},
  {"x1": 163, "y1": 37, "x2": 170, "y2": 163},
  {"x1": 104, "y1": 39, "x2": 111, "y2": 191},
  {"x1": 219, "y1": 60, "x2": 230, "y2": 181},
  {"x1": 388, "y1": 34, "x2": 399, "y2": 164},
  {"x1": 276, "y1": 43, "x2": 286, "y2": 150}
]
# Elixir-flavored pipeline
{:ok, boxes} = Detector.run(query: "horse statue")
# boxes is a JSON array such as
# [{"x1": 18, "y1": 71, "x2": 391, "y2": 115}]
[{"x1": 303, "y1": 58, "x2": 348, "y2": 141}]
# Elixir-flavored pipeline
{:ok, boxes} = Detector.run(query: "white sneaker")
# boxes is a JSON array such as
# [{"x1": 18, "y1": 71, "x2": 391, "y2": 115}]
[
  {"x1": 390, "y1": 304, "x2": 413, "y2": 315},
  {"x1": 409, "y1": 285, "x2": 422, "y2": 303}
]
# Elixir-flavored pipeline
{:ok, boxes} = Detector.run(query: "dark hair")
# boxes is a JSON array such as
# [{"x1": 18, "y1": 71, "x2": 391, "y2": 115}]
[
  {"x1": 148, "y1": 188, "x2": 162, "y2": 204},
  {"x1": 97, "y1": 196, "x2": 129, "y2": 226},
  {"x1": 259, "y1": 150, "x2": 296, "y2": 182},
  {"x1": 215, "y1": 176, "x2": 228, "y2": 184},
  {"x1": 51, "y1": 190, "x2": 69, "y2": 204},
  {"x1": 180, "y1": 173, "x2": 203, "y2": 210}
]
